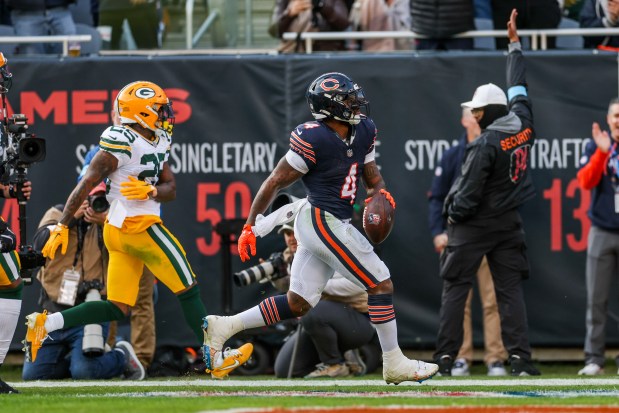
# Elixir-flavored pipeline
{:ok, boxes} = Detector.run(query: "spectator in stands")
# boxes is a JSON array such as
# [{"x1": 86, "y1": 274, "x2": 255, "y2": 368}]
[
  {"x1": 564, "y1": 0, "x2": 586, "y2": 20},
  {"x1": 98, "y1": 0, "x2": 161, "y2": 50},
  {"x1": 474, "y1": 0, "x2": 492, "y2": 20},
  {"x1": 0, "y1": 0, "x2": 11, "y2": 26},
  {"x1": 576, "y1": 98, "x2": 619, "y2": 376},
  {"x1": 491, "y1": 0, "x2": 562, "y2": 49},
  {"x1": 410, "y1": 0, "x2": 476, "y2": 50},
  {"x1": 349, "y1": 0, "x2": 411, "y2": 51},
  {"x1": 7, "y1": 0, "x2": 77, "y2": 55},
  {"x1": 268, "y1": 0, "x2": 350, "y2": 53},
  {"x1": 579, "y1": 0, "x2": 619, "y2": 49},
  {"x1": 428, "y1": 108, "x2": 507, "y2": 377}
]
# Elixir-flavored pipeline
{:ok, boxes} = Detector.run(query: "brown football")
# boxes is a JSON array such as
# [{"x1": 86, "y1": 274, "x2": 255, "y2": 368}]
[{"x1": 363, "y1": 194, "x2": 395, "y2": 244}]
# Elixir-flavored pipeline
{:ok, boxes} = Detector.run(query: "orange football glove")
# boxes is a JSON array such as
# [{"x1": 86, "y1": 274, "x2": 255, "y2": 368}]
[
  {"x1": 365, "y1": 189, "x2": 396, "y2": 209},
  {"x1": 42, "y1": 223, "x2": 69, "y2": 259},
  {"x1": 238, "y1": 224, "x2": 256, "y2": 262},
  {"x1": 120, "y1": 176, "x2": 157, "y2": 201}
]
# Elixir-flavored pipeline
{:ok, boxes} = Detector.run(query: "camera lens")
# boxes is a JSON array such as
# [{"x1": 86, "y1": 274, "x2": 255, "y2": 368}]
[
  {"x1": 18, "y1": 137, "x2": 46, "y2": 163},
  {"x1": 90, "y1": 195, "x2": 110, "y2": 213}
]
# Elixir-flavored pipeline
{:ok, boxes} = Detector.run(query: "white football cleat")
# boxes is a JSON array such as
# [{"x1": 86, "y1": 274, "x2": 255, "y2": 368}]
[
  {"x1": 202, "y1": 315, "x2": 243, "y2": 371},
  {"x1": 382, "y1": 348, "x2": 439, "y2": 385}
]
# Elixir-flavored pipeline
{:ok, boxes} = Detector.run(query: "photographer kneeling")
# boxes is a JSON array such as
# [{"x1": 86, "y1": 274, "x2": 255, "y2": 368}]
[
  {"x1": 22, "y1": 182, "x2": 144, "y2": 381},
  {"x1": 260, "y1": 224, "x2": 379, "y2": 378}
]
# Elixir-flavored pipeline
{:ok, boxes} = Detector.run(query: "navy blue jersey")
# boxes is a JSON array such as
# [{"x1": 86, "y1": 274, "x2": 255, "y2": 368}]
[{"x1": 286, "y1": 118, "x2": 377, "y2": 220}]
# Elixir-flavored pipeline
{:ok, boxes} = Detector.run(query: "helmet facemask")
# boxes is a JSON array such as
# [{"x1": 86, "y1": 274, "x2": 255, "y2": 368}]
[{"x1": 153, "y1": 102, "x2": 175, "y2": 134}]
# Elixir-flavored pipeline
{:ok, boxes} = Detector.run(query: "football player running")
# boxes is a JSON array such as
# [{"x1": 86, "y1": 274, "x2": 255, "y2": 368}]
[
  {"x1": 24, "y1": 81, "x2": 252, "y2": 379},
  {"x1": 203, "y1": 72, "x2": 439, "y2": 384}
]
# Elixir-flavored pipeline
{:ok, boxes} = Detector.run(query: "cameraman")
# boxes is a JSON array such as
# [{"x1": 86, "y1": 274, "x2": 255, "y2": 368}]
[
  {"x1": 0, "y1": 181, "x2": 30, "y2": 393},
  {"x1": 268, "y1": 0, "x2": 349, "y2": 53},
  {"x1": 269, "y1": 224, "x2": 379, "y2": 378},
  {"x1": 22, "y1": 182, "x2": 145, "y2": 381}
]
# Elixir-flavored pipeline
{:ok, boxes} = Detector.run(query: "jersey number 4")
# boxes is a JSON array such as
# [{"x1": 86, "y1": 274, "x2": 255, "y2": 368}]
[{"x1": 340, "y1": 163, "x2": 358, "y2": 204}]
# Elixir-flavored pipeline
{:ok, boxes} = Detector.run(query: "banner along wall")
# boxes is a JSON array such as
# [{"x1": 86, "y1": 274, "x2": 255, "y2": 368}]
[{"x1": 7, "y1": 51, "x2": 618, "y2": 350}]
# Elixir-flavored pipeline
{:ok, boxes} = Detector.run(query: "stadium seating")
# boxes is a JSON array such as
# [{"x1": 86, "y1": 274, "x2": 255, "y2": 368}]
[{"x1": 0, "y1": 24, "x2": 17, "y2": 56}]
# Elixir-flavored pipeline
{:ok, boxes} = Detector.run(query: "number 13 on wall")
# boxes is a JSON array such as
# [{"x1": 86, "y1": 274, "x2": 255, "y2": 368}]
[
  {"x1": 196, "y1": 182, "x2": 251, "y2": 256},
  {"x1": 542, "y1": 178, "x2": 590, "y2": 252}
]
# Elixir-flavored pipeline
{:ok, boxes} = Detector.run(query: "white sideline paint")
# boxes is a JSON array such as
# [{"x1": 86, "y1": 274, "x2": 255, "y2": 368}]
[{"x1": 9, "y1": 378, "x2": 619, "y2": 389}]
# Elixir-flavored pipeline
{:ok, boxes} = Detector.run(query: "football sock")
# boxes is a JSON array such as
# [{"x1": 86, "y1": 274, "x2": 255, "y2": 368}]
[
  {"x1": 56, "y1": 301, "x2": 125, "y2": 331},
  {"x1": 238, "y1": 295, "x2": 294, "y2": 329},
  {"x1": 258, "y1": 295, "x2": 294, "y2": 325},
  {"x1": 368, "y1": 293, "x2": 398, "y2": 353},
  {"x1": 177, "y1": 285, "x2": 207, "y2": 344},
  {"x1": 0, "y1": 294, "x2": 21, "y2": 364}
]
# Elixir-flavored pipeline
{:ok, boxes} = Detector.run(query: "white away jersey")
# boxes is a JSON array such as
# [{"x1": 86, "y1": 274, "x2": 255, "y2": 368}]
[{"x1": 99, "y1": 125, "x2": 171, "y2": 218}]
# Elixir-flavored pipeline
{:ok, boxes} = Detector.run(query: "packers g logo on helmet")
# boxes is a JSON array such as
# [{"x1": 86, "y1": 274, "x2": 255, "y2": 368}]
[
  {"x1": 135, "y1": 87, "x2": 156, "y2": 99},
  {"x1": 115, "y1": 81, "x2": 175, "y2": 134}
]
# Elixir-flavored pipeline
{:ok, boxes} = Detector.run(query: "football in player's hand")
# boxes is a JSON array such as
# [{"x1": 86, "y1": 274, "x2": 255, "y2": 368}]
[{"x1": 363, "y1": 193, "x2": 395, "y2": 244}]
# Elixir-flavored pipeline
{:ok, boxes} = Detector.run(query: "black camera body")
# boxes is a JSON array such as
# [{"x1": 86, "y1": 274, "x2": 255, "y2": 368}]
[
  {"x1": 1, "y1": 114, "x2": 46, "y2": 173},
  {"x1": 234, "y1": 252, "x2": 288, "y2": 287},
  {"x1": 18, "y1": 244, "x2": 45, "y2": 270},
  {"x1": 88, "y1": 193, "x2": 110, "y2": 213}
]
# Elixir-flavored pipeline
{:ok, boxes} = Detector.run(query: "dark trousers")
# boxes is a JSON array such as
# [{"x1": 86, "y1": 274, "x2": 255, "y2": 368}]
[
  {"x1": 273, "y1": 300, "x2": 376, "y2": 378},
  {"x1": 434, "y1": 210, "x2": 533, "y2": 361}
]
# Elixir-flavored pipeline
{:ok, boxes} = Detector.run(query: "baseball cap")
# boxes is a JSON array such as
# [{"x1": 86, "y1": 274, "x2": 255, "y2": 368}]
[
  {"x1": 461, "y1": 83, "x2": 507, "y2": 109},
  {"x1": 89, "y1": 181, "x2": 107, "y2": 196},
  {"x1": 277, "y1": 223, "x2": 294, "y2": 234}
]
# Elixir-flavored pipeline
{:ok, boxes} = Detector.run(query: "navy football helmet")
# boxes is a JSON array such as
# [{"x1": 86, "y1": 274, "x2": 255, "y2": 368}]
[{"x1": 306, "y1": 72, "x2": 369, "y2": 125}]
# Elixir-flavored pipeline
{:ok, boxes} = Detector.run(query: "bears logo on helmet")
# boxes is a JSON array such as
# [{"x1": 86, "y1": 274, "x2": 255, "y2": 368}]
[
  {"x1": 306, "y1": 72, "x2": 369, "y2": 125},
  {"x1": 115, "y1": 80, "x2": 175, "y2": 134}
]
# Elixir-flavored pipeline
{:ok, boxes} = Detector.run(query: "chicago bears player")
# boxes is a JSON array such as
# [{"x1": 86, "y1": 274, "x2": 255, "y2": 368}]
[
  {"x1": 203, "y1": 72, "x2": 439, "y2": 384},
  {"x1": 24, "y1": 80, "x2": 252, "y2": 379}
]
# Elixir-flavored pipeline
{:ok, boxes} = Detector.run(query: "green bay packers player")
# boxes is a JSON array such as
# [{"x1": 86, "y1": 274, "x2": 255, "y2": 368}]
[
  {"x1": 0, "y1": 181, "x2": 31, "y2": 393},
  {"x1": 24, "y1": 81, "x2": 252, "y2": 379}
]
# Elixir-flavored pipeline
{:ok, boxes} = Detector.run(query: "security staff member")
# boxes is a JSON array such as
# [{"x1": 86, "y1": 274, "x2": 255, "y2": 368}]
[{"x1": 433, "y1": 9, "x2": 541, "y2": 377}]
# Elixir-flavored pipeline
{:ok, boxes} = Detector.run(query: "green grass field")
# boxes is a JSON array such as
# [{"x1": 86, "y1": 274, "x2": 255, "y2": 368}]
[{"x1": 3, "y1": 364, "x2": 619, "y2": 413}]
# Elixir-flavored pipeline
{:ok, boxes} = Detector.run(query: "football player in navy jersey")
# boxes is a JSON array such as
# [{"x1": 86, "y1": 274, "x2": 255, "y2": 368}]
[{"x1": 203, "y1": 72, "x2": 439, "y2": 384}]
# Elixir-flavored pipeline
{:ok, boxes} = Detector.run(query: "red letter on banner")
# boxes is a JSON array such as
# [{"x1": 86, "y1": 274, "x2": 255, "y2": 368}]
[
  {"x1": 21, "y1": 91, "x2": 68, "y2": 125},
  {"x1": 73, "y1": 91, "x2": 108, "y2": 124}
]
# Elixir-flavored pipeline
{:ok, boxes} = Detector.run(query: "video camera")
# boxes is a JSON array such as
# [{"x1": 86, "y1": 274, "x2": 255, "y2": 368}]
[
  {"x1": 0, "y1": 114, "x2": 46, "y2": 177},
  {"x1": 0, "y1": 53, "x2": 46, "y2": 280},
  {"x1": 234, "y1": 251, "x2": 288, "y2": 287}
]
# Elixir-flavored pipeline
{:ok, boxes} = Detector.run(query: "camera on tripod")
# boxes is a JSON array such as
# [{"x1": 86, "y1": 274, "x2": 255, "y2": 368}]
[{"x1": 234, "y1": 252, "x2": 288, "y2": 287}]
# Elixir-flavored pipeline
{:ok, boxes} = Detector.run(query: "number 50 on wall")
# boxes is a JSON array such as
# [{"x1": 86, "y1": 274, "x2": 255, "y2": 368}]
[{"x1": 196, "y1": 182, "x2": 251, "y2": 256}]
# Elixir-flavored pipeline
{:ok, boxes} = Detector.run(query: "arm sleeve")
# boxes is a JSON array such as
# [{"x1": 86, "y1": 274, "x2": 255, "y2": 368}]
[
  {"x1": 506, "y1": 42, "x2": 533, "y2": 122},
  {"x1": 577, "y1": 143, "x2": 608, "y2": 190}
]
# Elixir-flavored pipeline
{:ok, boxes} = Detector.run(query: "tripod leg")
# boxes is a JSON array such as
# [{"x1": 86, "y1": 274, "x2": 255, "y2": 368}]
[{"x1": 287, "y1": 323, "x2": 303, "y2": 379}]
